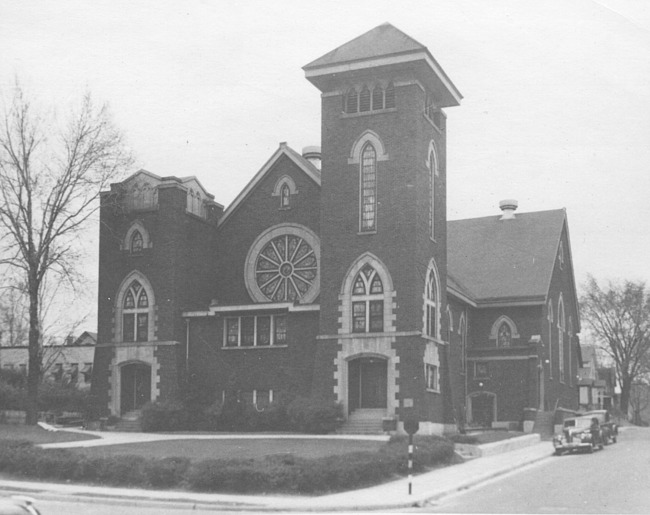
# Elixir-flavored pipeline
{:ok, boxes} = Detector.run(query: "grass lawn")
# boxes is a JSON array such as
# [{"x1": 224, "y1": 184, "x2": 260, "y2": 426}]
[
  {"x1": 71, "y1": 437, "x2": 386, "y2": 461},
  {"x1": 0, "y1": 424, "x2": 99, "y2": 444}
]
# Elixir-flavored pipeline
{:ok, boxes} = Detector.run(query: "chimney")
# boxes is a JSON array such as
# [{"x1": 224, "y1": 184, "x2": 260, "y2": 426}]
[
  {"x1": 499, "y1": 199, "x2": 518, "y2": 220},
  {"x1": 302, "y1": 146, "x2": 321, "y2": 170}
]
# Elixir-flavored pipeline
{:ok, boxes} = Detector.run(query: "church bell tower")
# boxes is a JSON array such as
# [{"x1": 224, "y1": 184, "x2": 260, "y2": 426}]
[{"x1": 304, "y1": 24, "x2": 462, "y2": 433}]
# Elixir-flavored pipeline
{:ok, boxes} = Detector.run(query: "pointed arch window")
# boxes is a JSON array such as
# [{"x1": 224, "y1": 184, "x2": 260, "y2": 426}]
[
  {"x1": 360, "y1": 143, "x2": 377, "y2": 232},
  {"x1": 372, "y1": 85, "x2": 384, "y2": 110},
  {"x1": 359, "y1": 86, "x2": 371, "y2": 112},
  {"x1": 131, "y1": 230, "x2": 143, "y2": 253},
  {"x1": 351, "y1": 264, "x2": 384, "y2": 333},
  {"x1": 558, "y1": 297, "x2": 566, "y2": 382},
  {"x1": 385, "y1": 83, "x2": 395, "y2": 109},
  {"x1": 459, "y1": 314, "x2": 467, "y2": 374},
  {"x1": 547, "y1": 300, "x2": 554, "y2": 380},
  {"x1": 424, "y1": 264, "x2": 440, "y2": 339},
  {"x1": 568, "y1": 316, "x2": 574, "y2": 386},
  {"x1": 498, "y1": 322, "x2": 512, "y2": 347},
  {"x1": 346, "y1": 89, "x2": 358, "y2": 114},
  {"x1": 124, "y1": 222, "x2": 151, "y2": 254},
  {"x1": 122, "y1": 280, "x2": 149, "y2": 342},
  {"x1": 280, "y1": 183, "x2": 291, "y2": 208}
]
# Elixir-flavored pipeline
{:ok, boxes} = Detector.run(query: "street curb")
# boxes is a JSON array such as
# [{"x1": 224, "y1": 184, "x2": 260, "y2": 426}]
[
  {"x1": 416, "y1": 450, "x2": 553, "y2": 508},
  {"x1": 0, "y1": 449, "x2": 554, "y2": 512}
]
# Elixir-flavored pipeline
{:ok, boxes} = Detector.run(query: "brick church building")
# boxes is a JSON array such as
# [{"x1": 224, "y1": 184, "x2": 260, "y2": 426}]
[{"x1": 92, "y1": 24, "x2": 581, "y2": 434}]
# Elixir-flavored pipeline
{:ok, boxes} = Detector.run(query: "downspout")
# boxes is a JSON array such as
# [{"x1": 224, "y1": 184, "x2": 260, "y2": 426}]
[{"x1": 185, "y1": 318, "x2": 190, "y2": 376}]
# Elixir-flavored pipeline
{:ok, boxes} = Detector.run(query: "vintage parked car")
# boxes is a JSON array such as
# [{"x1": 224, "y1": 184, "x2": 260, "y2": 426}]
[
  {"x1": 553, "y1": 415, "x2": 605, "y2": 455},
  {"x1": 583, "y1": 409, "x2": 618, "y2": 444}
]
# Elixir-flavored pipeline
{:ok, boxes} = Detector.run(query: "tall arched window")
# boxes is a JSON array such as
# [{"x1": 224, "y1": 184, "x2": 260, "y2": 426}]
[
  {"x1": 351, "y1": 264, "x2": 384, "y2": 333},
  {"x1": 446, "y1": 307, "x2": 453, "y2": 344},
  {"x1": 558, "y1": 296, "x2": 565, "y2": 382},
  {"x1": 424, "y1": 263, "x2": 440, "y2": 340},
  {"x1": 122, "y1": 280, "x2": 149, "y2": 342},
  {"x1": 547, "y1": 300, "x2": 554, "y2": 380},
  {"x1": 360, "y1": 143, "x2": 378, "y2": 232},
  {"x1": 429, "y1": 148, "x2": 437, "y2": 240}
]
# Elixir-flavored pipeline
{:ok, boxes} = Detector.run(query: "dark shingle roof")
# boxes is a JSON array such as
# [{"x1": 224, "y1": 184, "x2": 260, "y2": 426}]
[
  {"x1": 303, "y1": 23, "x2": 426, "y2": 70},
  {"x1": 448, "y1": 209, "x2": 566, "y2": 303}
]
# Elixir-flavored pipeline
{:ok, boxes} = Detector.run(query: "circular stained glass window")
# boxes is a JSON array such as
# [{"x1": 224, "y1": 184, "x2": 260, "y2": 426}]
[{"x1": 255, "y1": 234, "x2": 318, "y2": 302}]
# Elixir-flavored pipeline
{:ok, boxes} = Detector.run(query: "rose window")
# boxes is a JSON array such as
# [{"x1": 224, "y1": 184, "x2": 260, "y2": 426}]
[{"x1": 255, "y1": 234, "x2": 318, "y2": 302}]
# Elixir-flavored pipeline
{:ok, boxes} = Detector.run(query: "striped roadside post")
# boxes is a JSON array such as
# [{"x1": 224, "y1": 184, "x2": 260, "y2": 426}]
[{"x1": 403, "y1": 419, "x2": 420, "y2": 495}]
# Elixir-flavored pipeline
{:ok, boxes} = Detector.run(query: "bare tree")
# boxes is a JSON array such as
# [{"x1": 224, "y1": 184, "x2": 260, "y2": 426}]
[
  {"x1": 0, "y1": 83, "x2": 132, "y2": 424},
  {"x1": 580, "y1": 276, "x2": 650, "y2": 416}
]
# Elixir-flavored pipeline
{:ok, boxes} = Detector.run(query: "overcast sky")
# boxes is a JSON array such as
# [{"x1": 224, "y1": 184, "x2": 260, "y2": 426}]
[{"x1": 2, "y1": 0, "x2": 650, "y2": 335}]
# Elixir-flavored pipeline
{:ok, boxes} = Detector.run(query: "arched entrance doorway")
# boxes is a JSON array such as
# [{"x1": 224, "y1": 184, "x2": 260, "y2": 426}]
[
  {"x1": 469, "y1": 392, "x2": 496, "y2": 427},
  {"x1": 348, "y1": 357, "x2": 387, "y2": 413},
  {"x1": 120, "y1": 363, "x2": 151, "y2": 414}
]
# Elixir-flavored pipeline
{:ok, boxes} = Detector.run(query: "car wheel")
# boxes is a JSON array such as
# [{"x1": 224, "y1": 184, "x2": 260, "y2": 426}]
[
  {"x1": 586, "y1": 445, "x2": 594, "y2": 454},
  {"x1": 612, "y1": 436, "x2": 617, "y2": 443},
  {"x1": 554, "y1": 449, "x2": 563, "y2": 456}
]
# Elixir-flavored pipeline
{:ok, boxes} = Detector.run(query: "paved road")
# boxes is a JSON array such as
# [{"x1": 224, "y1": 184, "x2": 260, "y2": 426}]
[{"x1": 421, "y1": 426, "x2": 649, "y2": 513}]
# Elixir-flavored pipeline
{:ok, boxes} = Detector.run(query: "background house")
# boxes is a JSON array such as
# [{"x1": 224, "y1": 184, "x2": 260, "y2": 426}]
[
  {"x1": 0, "y1": 332, "x2": 96, "y2": 390},
  {"x1": 578, "y1": 345, "x2": 617, "y2": 411}
]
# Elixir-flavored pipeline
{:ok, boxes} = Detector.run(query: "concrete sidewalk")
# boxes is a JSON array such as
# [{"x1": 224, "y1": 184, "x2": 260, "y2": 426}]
[{"x1": 0, "y1": 434, "x2": 554, "y2": 512}]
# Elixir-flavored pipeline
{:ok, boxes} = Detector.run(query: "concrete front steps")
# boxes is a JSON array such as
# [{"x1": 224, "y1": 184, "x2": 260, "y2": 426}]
[
  {"x1": 114, "y1": 410, "x2": 142, "y2": 432},
  {"x1": 339, "y1": 408, "x2": 387, "y2": 434}
]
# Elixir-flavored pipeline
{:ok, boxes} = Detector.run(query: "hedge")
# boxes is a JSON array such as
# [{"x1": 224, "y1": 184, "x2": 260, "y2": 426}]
[
  {"x1": 0, "y1": 380, "x2": 92, "y2": 414},
  {"x1": 0, "y1": 435, "x2": 456, "y2": 494},
  {"x1": 140, "y1": 395, "x2": 343, "y2": 434}
]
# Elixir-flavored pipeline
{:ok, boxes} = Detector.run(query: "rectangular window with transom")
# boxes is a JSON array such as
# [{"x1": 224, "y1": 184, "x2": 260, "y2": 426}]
[
  {"x1": 223, "y1": 314, "x2": 288, "y2": 348},
  {"x1": 425, "y1": 364, "x2": 439, "y2": 391}
]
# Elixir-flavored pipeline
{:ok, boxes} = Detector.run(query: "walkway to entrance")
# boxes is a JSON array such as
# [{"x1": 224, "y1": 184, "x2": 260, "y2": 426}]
[{"x1": 39, "y1": 429, "x2": 389, "y2": 449}]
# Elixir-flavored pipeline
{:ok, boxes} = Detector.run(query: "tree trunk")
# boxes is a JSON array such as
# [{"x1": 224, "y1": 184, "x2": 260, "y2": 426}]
[
  {"x1": 26, "y1": 277, "x2": 41, "y2": 425},
  {"x1": 619, "y1": 376, "x2": 632, "y2": 419}
]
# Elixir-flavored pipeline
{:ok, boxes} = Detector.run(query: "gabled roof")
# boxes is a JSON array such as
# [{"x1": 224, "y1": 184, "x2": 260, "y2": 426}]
[
  {"x1": 447, "y1": 209, "x2": 566, "y2": 304},
  {"x1": 218, "y1": 143, "x2": 321, "y2": 227},
  {"x1": 303, "y1": 23, "x2": 461, "y2": 107},
  {"x1": 70, "y1": 331, "x2": 97, "y2": 346}
]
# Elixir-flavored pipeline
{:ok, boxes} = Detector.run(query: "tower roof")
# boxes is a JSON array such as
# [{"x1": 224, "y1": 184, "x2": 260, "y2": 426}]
[
  {"x1": 304, "y1": 23, "x2": 427, "y2": 69},
  {"x1": 303, "y1": 23, "x2": 461, "y2": 107}
]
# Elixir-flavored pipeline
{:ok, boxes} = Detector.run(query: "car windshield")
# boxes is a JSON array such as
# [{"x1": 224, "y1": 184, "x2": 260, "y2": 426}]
[{"x1": 564, "y1": 418, "x2": 591, "y2": 429}]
